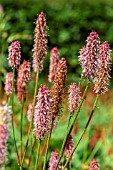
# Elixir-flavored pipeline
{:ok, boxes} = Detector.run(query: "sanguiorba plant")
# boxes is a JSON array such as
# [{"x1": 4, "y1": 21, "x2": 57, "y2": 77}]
[{"x1": 0, "y1": 11, "x2": 112, "y2": 170}]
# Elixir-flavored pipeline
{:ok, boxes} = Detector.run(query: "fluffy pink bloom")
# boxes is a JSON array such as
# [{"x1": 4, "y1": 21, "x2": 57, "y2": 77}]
[
  {"x1": 32, "y1": 12, "x2": 48, "y2": 72},
  {"x1": 33, "y1": 86, "x2": 51, "y2": 140},
  {"x1": 17, "y1": 61, "x2": 30, "y2": 102},
  {"x1": 68, "y1": 83, "x2": 81, "y2": 112},
  {"x1": 4, "y1": 72, "x2": 12, "y2": 96},
  {"x1": 48, "y1": 47, "x2": 59, "y2": 82},
  {"x1": 8, "y1": 41, "x2": 21, "y2": 68},
  {"x1": 79, "y1": 32, "x2": 100, "y2": 80},
  {"x1": 27, "y1": 102, "x2": 33, "y2": 122},
  {"x1": 89, "y1": 160, "x2": 100, "y2": 170},
  {"x1": 48, "y1": 151, "x2": 60, "y2": 170},
  {"x1": 65, "y1": 135, "x2": 74, "y2": 159},
  {"x1": 94, "y1": 42, "x2": 111, "y2": 94},
  {"x1": 0, "y1": 102, "x2": 12, "y2": 168}
]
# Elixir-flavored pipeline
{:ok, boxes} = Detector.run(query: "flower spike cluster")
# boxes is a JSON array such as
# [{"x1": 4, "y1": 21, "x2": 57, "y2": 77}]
[
  {"x1": 0, "y1": 102, "x2": 12, "y2": 169},
  {"x1": 32, "y1": 12, "x2": 48, "y2": 72},
  {"x1": 68, "y1": 83, "x2": 81, "y2": 112},
  {"x1": 51, "y1": 58, "x2": 67, "y2": 118},
  {"x1": 4, "y1": 72, "x2": 13, "y2": 96},
  {"x1": 17, "y1": 61, "x2": 30, "y2": 102},
  {"x1": 94, "y1": 42, "x2": 111, "y2": 94},
  {"x1": 48, "y1": 47, "x2": 59, "y2": 82},
  {"x1": 33, "y1": 86, "x2": 51, "y2": 140},
  {"x1": 65, "y1": 135, "x2": 74, "y2": 160},
  {"x1": 48, "y1": 151, "x2": 60, "y2": 170},
  {"x1": 79, "y1": 32, "x2": 100, "y2": 80},
  {"x1": 89, "y1": 160, "x2": 100, "y2": 170},
  {"x1": 8, "y1": 41, "x2": 21, "y2": 68}
]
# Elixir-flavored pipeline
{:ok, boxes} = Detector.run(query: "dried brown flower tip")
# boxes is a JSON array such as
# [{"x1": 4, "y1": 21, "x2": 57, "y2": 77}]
[
  {"x1": 17, "y1": 61, "x2": 30, "y2": 102},
  {"x1": 51, "y1": 58, "x2": 67, "y2": 118},
  {"x1": 48, "y1": 47, "x2": 59, "y2": 82},
  {"x1": 32, "y1": 12, "x2": 48, "y2": 72},
  {"x1": 94, "y1": 42, "x2": 111, "y2": 94}
]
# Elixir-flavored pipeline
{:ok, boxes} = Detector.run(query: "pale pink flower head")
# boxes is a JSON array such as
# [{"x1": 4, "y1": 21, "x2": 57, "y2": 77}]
[
  {"x1": 94, "y1": 42, "x2": 111, "y2": 94},
  {"x1": 68, "y1": 83, "x2": 81, "y2": 112},
  {"x1": 17, "y1": 61, "x2": 30, "y2": 102},
  {"x1": 89, "y1": 160, "x2": 100, "y2": 170},
  {"x1": 27, "y1": 102, "x2": 33, "y2": 122},
  {"x1": 32, "y1": 12, "x2": 48, "y2": 72},
  {"x1": 4, "y1": 72, "x2": 12, "y2": 96},
  {"x1": 48, "y1": 151, "x2": 60, "y2": 170},
  {"x1": 79, "y1": 32, "x2": 100, "y2": 80},
  {"x1": 65, "y1": 135, "x2": 74, "y2": 160},
  {"x1": 33, "y1": 86, "x2": 51, "y2": 140},
  {"x1": 48, "y1": 47, "x2": 59, "y2": 82},
  {"x1": 8, "y1": 41, "x2": 21, "y2": 68},
  {"x1": 0, "y1": 102, "x2": 12, "y2": 168}
]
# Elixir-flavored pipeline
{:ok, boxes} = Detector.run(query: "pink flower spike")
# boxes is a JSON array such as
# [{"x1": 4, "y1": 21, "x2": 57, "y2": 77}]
[
  {"x1": 4, "y1": 72, "x2": 13, "y2": 96},
  {"x1": 33, "y1": 86, "x2": 51, "y2": 140},
  {"x1": 65, "y1": 135, "x2": 74, "y2": 160},
  {"x1": 48, "y1": 151, "x2": 59, "y2": 170},
  {"x1": 89, "y1": 160, "x2": 100, "y2": 170},
  {"x1": 32, "y1": 12, "x2": 48, "y2": 72},
  {"x1": 8, "y1": 41, "x2": 21, "y2": 68},
  {"x1": 68, "y1": 83, "x2": 81, "y2": 112},
  {"x1": 48, "y1": 47, "x2": 59, "y2": 82}
]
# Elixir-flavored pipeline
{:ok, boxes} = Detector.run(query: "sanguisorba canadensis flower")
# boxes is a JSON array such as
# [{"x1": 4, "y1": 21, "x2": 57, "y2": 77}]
[
  {"x1": 65, "y1": 135, "x2": 74, "y2": 160},
  {"x1": 33, "y1": 86, "x2": 51, "y2": 140},
  {"x1": 27, "y1": 102, "x2": 33, "y2": 122},
  {"x1": 32, "y1": 12, "x2": 48, "y2": 72},
  {"x1": 8, "y1": 41, "x2": 21, "y2": 68},
  {"x1": 68, "y1": 83, "x2": 81, "y2": 113},
  {"x1": 89, "y1": 160, "x2": 100, "y2": 170},
  {"x1": 0, "y1": 102, "x2": 12, "y2": 169},
  {"x1": 79, "y1": 32, "x2": 100, "y2": 80},
  {"x1": 48, "y1": 151, "x2": 59, "y2": 170},
  {"x1": 4, "y1": 72, "x2": 13, "y2": 96},
  {"x1": 48, "y1": 47, "x2": 59, "y2": 83},
  {"x1": 94, "y1": 42, "x2": 111, "y2": 94},
  {"x1": 51, "y1": 58, "x2": 67, "y2": 119},
  {"x1": 17, "y1": 61, "x2": 30, "y2": 102}
]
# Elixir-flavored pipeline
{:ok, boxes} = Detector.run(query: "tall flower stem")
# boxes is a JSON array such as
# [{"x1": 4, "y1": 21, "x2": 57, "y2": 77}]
[
  {"x1": 62, "y1": 94, "x2": 99, "y2": 170},
  {"x1": 43, "y1": 119, "x2": 54, "y2": 170},
  {"x1": 20, "y1": 95, "x2": 24, "y2": 166},
  {"x1": 55, "y1": 80, "x2": 90, "y2": 170},
  {"x1": 35, "y1": 140, "x2": 41, "y2": 170},
  {"x1": 78, "y1": 75, "x2": 83, "y2": 89},
  {"x1": 21, "y1": 66, "x2": 39, "y2": 166},
  {"x1": 11, "y1": 67, "x2": 21, "y2": 166}
]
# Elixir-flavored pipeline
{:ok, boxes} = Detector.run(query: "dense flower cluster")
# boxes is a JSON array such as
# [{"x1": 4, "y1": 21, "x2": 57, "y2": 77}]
[
  {"x1": 4, "y1": 72, "x2": 12, "y2": 96},
  {"x1": 27, "y1": 102, "x2": 33, "y2": 122},
  {"x1": 65, "y1": 135, "x2": 74, "y2": 160},
  {"x1": 32, "y1": 12, "x2": 48, "y2": 72},
  {"x1": 48, "y1": 47, "x2": 59, "y2": 82},
  {"x1": 89, "y1": 160, "x2": 100, "y2": 170},
  {"x1": 17, "y1": 61, "x2": 30, "y2": 102},
  {"x1": 8, "y1": 41, "x2": 21, "y2": 68},
  {"x1": 51, "y1": 58, "x2": 67, "y2": 118},
  {"x1": 0, "y1": 102, "x2": 12, "y2": 169},
  {"x1": 79, "y1": 32, "x2": 100, "y2": 80},
  {"x1": 94, "y1": 42, "x2": 111, "y2": 94},
  {"x1": 33, "y1": 86, "x2": 51, "y2": 139},
  {"x1": 48, "y1": 151, "x2": 59, "y2": 170},
  {"x1": 68, "y1": 83, "x2": 81, "y2": 112}
]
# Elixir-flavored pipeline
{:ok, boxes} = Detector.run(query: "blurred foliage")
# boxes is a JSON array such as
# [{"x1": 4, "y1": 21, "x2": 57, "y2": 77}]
[{"x1": 0, "y1": 0, "x2": 113, "y2": 85}]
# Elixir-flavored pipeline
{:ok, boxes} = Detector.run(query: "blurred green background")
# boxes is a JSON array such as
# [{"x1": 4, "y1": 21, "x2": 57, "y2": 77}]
[{"x1": 0, "y1": 0, "x2": 113, "y2": 169}]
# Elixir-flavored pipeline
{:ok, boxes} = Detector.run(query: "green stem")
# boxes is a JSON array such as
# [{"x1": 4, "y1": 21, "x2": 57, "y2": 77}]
[
  {"x1": 21, "y1": 67, "x2": 39, "y2": 166},
  {"x1": 43, "y1": 119, "x2": 54, "y2": 170},
  {"x1": 55, "y1": 80, "x2": 90, "y2": 170},
  {"x1": 20, "y1": 95, "x2": 24, "y2": 166},
  {"x1": 35, "y1": 140, "x2": 41, "y2": 170},
  {"x1": 62, "y1": 94, "x2": 99, "y2": 170},
  {"x1": 11, "y1": 67, "x2": 21, "y2": 166},
  {"x1": 78, "y1": 75, "x2": 83, "y2": 89}
]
